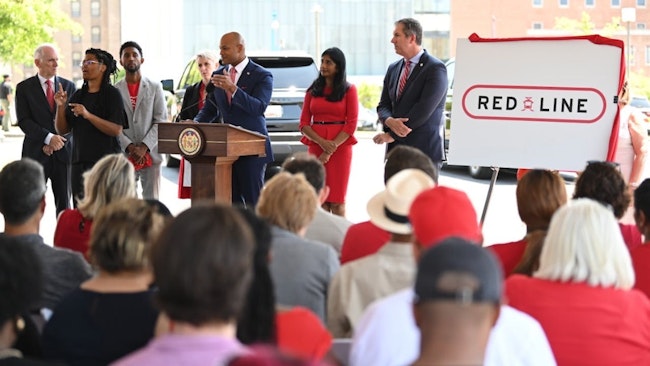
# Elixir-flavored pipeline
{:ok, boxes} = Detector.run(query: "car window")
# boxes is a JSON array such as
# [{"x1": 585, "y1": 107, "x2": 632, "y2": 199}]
[{"x1": 631, "y1": 97, "x2": 650, "y2": 109}]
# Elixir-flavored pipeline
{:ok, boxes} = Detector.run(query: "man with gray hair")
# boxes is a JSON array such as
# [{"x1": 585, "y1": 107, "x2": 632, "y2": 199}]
[
  {"x1": 0, "y1": 158, "x2": 92, "y2": 311},
  {"x1": 16, "y1": 44, "x2": 77, "y2": 216}
]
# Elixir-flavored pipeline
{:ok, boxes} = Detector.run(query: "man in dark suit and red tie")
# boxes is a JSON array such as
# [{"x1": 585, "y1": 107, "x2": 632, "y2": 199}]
[
  {"x1": 16, "y1": 44, "x2": 77, "y2": 216},
  {"x1": 195, "y1": 31, "x2": 273, "y2": 207},
  {"x1": 373, "y1": 18, "x2": 448, "y2": 169}
]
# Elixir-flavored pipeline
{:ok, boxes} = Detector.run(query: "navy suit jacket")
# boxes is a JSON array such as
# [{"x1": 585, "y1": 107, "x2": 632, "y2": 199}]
[
  {"x1": 195, "y1": 59, "x2": 273, "y2": 163},
  {"x1": 16, "y1": 75, "x2": 76, "y2": 164},
  {"x1": 377, "y1": 50, "x2": 448, "y2": 163}
]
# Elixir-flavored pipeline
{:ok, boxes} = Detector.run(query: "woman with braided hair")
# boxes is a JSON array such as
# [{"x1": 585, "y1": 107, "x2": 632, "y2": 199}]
[{"x1": 55, "y1": 48, "x2": 127, "y2": 204}]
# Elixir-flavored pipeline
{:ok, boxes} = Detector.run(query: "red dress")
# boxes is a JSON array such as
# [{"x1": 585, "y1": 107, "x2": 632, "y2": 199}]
[
  {"x1": 299, "y1": 85, "x2": 358, "y2": 203},
  {"x1": 340, "y1": 220, "x2": 390, "y2": 265},
  {"x1": 506, "y1": 275, "x2": 650, "y2": 365},
  {"x1": 53, "y1": 209, "x2": 93, "y2": 260},
  {"x1": 276, "y1": 307, "x2": 332, "y2": 360}
]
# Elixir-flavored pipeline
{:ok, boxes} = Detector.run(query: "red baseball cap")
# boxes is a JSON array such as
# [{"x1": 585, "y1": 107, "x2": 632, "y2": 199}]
[{"x1": 408, "y1": 186, "x2": 483, "y2": 248}]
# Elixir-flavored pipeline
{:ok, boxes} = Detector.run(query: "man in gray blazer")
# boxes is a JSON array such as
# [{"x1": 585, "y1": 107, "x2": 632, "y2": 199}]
[{"x1": 116, "y1": 41, "x2": 168, "y2": 199}]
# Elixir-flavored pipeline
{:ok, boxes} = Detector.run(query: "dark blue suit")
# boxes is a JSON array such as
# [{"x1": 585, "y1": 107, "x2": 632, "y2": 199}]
[
  {"x1": 377, "y1": 50, "x2": 448, "y2": 164},
  {"x1": 15, "y1": 75, "x2": 76, "y2": 215},
  {"x1": 195, "y1": 59, "x2": 273, "y2": 207}
]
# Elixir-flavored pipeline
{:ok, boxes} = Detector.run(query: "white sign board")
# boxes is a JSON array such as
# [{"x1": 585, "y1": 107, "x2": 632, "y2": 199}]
[{"x1": 447, "y1": 36, "x2": 624, "y2": 172}]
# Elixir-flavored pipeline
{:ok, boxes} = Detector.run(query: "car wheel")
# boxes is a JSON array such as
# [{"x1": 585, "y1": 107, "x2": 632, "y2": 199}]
[
  {"x1": 165, "y1": 154, "x2": 180, "y2": 168},
  {"x1": 468, "y1": 165, "x2": 491, "y2": 180}
]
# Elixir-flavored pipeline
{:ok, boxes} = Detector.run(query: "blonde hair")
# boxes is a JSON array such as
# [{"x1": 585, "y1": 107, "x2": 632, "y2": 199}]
[
  {"x1": 77, "y1": 154, "x2": 136, "y2": 219},
  {"x1": 89, "y1": 198, "x2": 165, "y2": 273},
  {"x1": 256, "y1": 172, "x2": 317, "y2": 233},
  {"x1": 534, "y1": 198, "x2": 635, "y2": 289}
]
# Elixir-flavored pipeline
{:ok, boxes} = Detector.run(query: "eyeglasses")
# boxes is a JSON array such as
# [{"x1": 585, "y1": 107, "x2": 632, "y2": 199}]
[{"x1": 79, "y1": 60, "x2": 101, "y2": 67}]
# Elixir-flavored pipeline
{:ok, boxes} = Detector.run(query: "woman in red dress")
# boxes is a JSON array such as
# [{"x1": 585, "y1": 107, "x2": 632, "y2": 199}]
[{"x1": 299, "y1": 47, "x2": 358, "y2": 217}]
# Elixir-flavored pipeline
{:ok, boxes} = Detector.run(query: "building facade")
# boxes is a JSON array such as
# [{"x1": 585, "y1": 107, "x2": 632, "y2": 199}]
[{"x1": 450, "y1": 0, "x2": 650, "y2": 76}]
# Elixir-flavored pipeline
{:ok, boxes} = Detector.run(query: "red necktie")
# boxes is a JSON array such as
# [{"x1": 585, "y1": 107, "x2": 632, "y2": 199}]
[
  {"x1": 398, "y1": 59, "x2": 410, "y2": 97},
  {"x1": 45, "y1": 79, "x2": 55, "y2": 111},
  {"x1": 227, "y1": 67, "x2": 236, "y2": 104}
]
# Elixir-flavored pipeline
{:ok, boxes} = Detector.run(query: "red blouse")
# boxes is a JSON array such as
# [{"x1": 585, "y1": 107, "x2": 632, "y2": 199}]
[{"x1": 299, "y1": 85, "x2": 358, "y2": 147}]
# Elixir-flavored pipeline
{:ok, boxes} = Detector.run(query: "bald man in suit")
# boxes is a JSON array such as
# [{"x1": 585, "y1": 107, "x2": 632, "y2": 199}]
[
  {"x1": 373, "y1": 18, "x2": 448, "y2": 169},
  {"x1": 16, "y1": 44, "x2": 76, "y2": 215},
  {"x1": 195, "y1": 32, "x2": 273, "y2": 207}
]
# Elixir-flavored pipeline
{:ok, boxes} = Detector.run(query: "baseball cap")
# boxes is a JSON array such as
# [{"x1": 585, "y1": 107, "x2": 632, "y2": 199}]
[
  {"x1": 414, "y1": 237, "x2": 503, "y2": 305},
  {"x1": 366, "y1": 169, "x2": 435, "y2": 234},
  {"x1": 408, "y1": 186, "x2": 482, "y2": 247}
]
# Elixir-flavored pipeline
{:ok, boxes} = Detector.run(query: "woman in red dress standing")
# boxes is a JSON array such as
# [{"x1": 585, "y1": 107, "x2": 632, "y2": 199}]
[{"x1": 299, "y1": 47, "x2": 358, "y2": 217}]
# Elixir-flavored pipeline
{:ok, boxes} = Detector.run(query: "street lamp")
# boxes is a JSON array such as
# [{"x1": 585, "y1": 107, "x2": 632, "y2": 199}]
[
  {"x1": 312, "y1": 3, "x2": 323, "y2": 63},
  {"x1": 621, "y1": 7, "x2": 636, "y2": 80},
  {"x1": 271, "y1": 11, "x2": 280, "y2": 51}
]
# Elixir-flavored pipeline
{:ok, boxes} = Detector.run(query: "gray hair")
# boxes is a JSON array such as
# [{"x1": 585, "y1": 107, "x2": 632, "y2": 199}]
[{"x1": 534, "y1": 198, "x2": 635, "y2": 289}]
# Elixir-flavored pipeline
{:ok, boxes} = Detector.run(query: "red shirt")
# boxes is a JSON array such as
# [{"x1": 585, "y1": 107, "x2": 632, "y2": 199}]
[
  {"x1": 488, "y1": 239, "x2": 527, "y2": 277},
  {"x1": 506, "y1": 275, "x2": 650, "y2": 365},
  {"x1": 340, "y1": 221, "x2": 391, "y2": 265},
  {"x1": 632, "y1": 244, "x2": 650, "y2": 299},
  {"x1": 53, "y1": 209, "x2": 92, "y2": 260},
  {"x1": 276, "y1": 307, "x2": 332, "y2": 360},
  {"x1": 621, "y1": 223, "x2": 643, "y2": 252}
]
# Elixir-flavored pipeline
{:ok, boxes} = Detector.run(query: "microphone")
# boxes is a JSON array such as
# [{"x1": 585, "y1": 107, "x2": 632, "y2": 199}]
[{"x1": 174, "y1": 100, "x2": 201, "y2": 122}]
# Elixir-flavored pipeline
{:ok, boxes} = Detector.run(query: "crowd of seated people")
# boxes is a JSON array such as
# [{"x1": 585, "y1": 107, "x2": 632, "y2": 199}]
[{"x1": 6, "y1": 149, "x2": 650, "y2": 366}]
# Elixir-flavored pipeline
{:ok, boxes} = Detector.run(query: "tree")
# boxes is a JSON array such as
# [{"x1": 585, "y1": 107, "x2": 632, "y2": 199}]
[
  {"x1": 0, "y1": 0, "x2": 81, "y2": 65},
  {"x1": 554, "y1": 11, "x2": 621, "y2": 36}
]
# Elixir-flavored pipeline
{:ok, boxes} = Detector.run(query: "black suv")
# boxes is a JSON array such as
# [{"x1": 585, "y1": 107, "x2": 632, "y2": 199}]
[{"x1": 169, "y1": 52, "x2": 317, "y2": 166}]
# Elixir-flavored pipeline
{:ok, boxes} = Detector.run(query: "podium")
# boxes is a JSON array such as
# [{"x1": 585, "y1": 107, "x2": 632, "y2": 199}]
[{"x1": 157, "y1": 122, "x2": 267, "y2": 205}]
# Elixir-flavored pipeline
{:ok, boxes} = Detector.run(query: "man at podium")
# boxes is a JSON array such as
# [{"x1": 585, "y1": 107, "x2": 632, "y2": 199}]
[{"x1": 195, "y1": 31, "x2": 273, "y2": 207}]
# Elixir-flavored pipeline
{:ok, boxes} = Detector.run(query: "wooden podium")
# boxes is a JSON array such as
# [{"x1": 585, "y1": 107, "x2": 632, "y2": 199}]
[{"x1": 158, "y1": 122, "x2": 267, "y2": 205}]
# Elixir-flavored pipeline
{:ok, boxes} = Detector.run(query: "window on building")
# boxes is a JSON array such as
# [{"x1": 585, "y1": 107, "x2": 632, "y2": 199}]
[
  {"x1": 611, "y1": 0, "x2": 620, "y2": 6},
  {"x1": 91, "y1": 0, "x2": 100, "y2": 17},
  {"x1": 638, "y1": 0, "x2": 646, "y2": 7},
  {"x1": 91, "y1": 26, "x2": 101, "y2": 43},
  {"x1": 71, "y1": 0, "x2": 80, "y2": 17},
  {"x1": 72, "y1": 51, "x2": 82, "y2": 67},
  {"x1": 533, "y1": 0, "x2": 543, "y2": 6},
  {"x1": 72, "y1": 34, "x2": 81, "y2": 43},
  {"x1": 638, "y1": 23, "x2": 647, "y2": 29},
  {"x1": 532, "y1": 22, "x2": 543, "y2": 29},
  {"x1": 559, "y1": 0, "x2": 569, "y2": 6},
  {"x1": 646, "y1": 45, "x2": 650, "y2": 65},
  {"x1": 585, "y1": 0, "x2": 595, "y2": 6}
]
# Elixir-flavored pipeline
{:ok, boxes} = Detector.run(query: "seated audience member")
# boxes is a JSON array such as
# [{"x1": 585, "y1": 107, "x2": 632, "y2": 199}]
[
  {"x1": 227, "y1": 345, "x2": 330, "y2": 366},
  {"x1": 573, "y1": 160, "x2": 642, "y2": 251},
  {"x1": 489, "y1": 170, "x2": 567, "y2": 276},
  {"x1": 113, "y1": 204, "x2": 254, "y2": 365},
  {"x1": 340, "y1": 145, "x2": 437, "y2": 264},
  {"x1": 282, "y1": 153, "x2": 352, "y2": 255},
  {"x1": 53, "y1": 153, "x2": 136, "y2": 260},
  {"x1": 42, "y1": 198, "x2": 165, "y2": 366},
  {"x1": 349, "y1": 186, "x2": 556, "y2": 366},
  {"x1": 507, "y1": 198, "x2": 650, "y2": 365},
  {"x1": 0, "y1": 158, "x2": 92, "y2": 312},
  {"x1": 257, "y1": 172, "x2": 339, "y2": 323},
  {"x1": 632, "y1": 179, "x2": 650, "y2": 298},
  {"x1": 327, "y1": 169, "x2": 435, "y2": 337},
  {"x1": 236, "y1": 208, "x2": 333, "y2": 362},
  {"x1": 412, "y1": 238, "x2": 503, "y2": 366},
  {"x1": 0, "y1": 239, "x2": 64, "y2": 366}
]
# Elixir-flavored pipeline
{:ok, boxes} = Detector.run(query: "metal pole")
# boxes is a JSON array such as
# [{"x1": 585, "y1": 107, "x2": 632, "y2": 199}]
[{"x1": 480, "y1": 167, "x2": 500, "y2": 227}]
